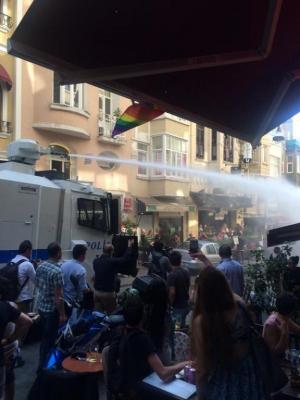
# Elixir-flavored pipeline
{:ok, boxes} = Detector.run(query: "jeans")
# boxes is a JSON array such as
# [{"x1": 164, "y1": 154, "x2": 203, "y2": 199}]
[{"x1": 38, "y1": 310, "x2": 59, "y2": 371}]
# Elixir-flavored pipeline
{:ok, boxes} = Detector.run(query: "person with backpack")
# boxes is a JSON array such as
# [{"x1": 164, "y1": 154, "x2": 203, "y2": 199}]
[
  {"x1": 0, "y1": 241, "x2": 36, "y2": 368},
  {"x1": 0, "y1": 241, "x2": 36, "y2": 311},
  {"x1": 106, "y1": 295, "x2": 190, "y2": 399},
  {"x1": 148, "y1": 241, "x2": 171, "y2": 281},
  {"x1": 10, "y1": 241, "x2": 36, "y2": 313}
]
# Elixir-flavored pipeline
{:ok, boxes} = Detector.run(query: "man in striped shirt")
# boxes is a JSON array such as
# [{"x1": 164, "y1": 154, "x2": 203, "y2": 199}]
[{"x1": 36, "y1": 242, "x2": 65, "y2": 371}]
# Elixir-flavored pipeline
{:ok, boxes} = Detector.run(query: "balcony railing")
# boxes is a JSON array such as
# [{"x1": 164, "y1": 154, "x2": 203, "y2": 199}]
[
  {"x1": 0, "y1": 12, "x2": 12, "y2": 30},
  {"x1": 98, "y1": 112, "x2": 125, "y2": 144},
  {"x1": 0, "y1": 121, "x2": 12, "y2": 134}
]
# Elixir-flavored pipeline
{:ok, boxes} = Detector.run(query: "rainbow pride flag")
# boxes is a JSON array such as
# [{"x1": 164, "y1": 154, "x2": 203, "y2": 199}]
[{"x1": 112, "y1": 102, "x2": 163, "y2": 137}]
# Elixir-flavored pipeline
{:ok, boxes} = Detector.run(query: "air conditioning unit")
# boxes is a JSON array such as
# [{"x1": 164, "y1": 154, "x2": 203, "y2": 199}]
[{"x1": 98, "y1": 126, "x2": 104, "y2": 136}]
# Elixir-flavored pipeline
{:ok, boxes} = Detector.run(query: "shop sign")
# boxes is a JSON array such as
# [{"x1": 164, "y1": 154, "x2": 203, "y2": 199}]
[
  {"x1": 146, "y1": 205, "x2": 157, "y2": 212},
  {"x1": 123, "y1": 197, "x2": 133, "y2": 212}
]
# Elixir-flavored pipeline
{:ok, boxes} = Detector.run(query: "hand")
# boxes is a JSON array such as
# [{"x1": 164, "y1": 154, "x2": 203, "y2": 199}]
[
  {"x1": 190, "y1": 250, "x2": 206, "y2": 261},
  {"x1": 183, "y1": 360, "x2": 195, "y2": 368},
  {"x1": 128, "y1": 238, "x2": 135, "y2": 248}
]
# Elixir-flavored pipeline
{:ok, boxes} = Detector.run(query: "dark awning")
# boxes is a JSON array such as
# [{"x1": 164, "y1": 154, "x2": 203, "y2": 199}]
[
  {"x1": 0, "y1": 65, "x2": 12, "y2": 90},
  {"x1": 191, "y1": 192, "x2": 252, "y2": 210},
  {"x1": 137, "y1": 197, "x2": 192, "y2": 213},
  {"x1": 8, "y1": 0, "x2": 300, "y2": 143}
]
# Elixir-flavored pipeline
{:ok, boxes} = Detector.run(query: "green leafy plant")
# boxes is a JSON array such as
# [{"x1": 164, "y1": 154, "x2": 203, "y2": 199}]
[
  {"x1": 245, "y1": 245, "x2": 292, "y2": 313},
  {"x1": 113, "y1": 107, "x2": 122, "y2": 119},
  {"x1": 121, "y1": 218, "x2": 137, "y2": 236}
]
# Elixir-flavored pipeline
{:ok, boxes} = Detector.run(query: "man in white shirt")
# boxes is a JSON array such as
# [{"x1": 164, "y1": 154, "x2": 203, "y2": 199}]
[{"x1": 11, "y1": 241, "x2": 36, "y2": 314}]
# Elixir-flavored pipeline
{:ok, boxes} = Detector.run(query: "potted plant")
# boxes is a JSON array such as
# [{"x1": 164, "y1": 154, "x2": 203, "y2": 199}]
[{"x1": 245, "y1": 245, "x2": 292, "y2": 320}]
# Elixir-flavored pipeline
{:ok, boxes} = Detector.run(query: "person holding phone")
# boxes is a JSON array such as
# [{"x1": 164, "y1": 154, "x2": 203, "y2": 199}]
[{"x1": 189, "y1": 240, "x2": 214, "y2": 268}]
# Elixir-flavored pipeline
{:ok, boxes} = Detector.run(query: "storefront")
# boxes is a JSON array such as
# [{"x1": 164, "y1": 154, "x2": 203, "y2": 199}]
[
  {"x1": 137, "y1": 197, "x2": 197, "y2": 245},
  {"x1": 191, "y1": 191, "x2": 252, "y2": 239}
]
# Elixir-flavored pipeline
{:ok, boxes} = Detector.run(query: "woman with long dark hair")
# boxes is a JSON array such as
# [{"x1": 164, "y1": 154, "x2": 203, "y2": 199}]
[
  {"x1": 192, "y1": 267, "x2": 265, "y2": 400},
  {"x1": 143, "y1": 277, "x2": 172, "y2": 364}
]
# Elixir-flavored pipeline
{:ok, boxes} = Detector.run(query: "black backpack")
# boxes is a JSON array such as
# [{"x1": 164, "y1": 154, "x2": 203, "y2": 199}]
[
  {"x1": 0, "y1": 259, "x2": 28, "y2": 301},
  {"x1": 107, "y1": 329, "x2": 142, "y2": 396}
]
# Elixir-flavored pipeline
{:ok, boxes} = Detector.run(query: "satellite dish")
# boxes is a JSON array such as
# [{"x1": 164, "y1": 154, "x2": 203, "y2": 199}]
[{"x1": 272, "y1": 126, "x2": 285, "y2": 142}]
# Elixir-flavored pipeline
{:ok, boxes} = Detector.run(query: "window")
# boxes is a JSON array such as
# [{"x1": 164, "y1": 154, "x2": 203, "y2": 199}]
[
  {"x1": 137, "y1": 143, "x2": 148, "y2": 176},
  {"x1": 99, "y1": 91, "x2": 111, "y2": 119},
  {"x1": 98, "y1": 90, "x2": 116, "y2": 137},
  {"x1": 152, "y1": 135, "x2": 163, "y2": 176},
  {"x1": 269, "y1": 155, "x2": 280, "y2": 177},
  {"x1": 97, "y1": 151, "x2": 118, "y2": 170},
  {"x1": 196, "y1": 125, "x2": 205, "y2": 158},
  {"x1": 77, "y1": 198, "x2": 107, "y2": 231},
  {"x1": 206, "y1": 244, "x2": 217, "y2": 255},
  {"x1": 252, "y1": 148, "x2": 259, "y2": 162},
  {"x1": 224, "y1": 135, "x2": 234, "y2": 162},
  {"x1": 0, "y1": 1, "x2": 12, "y2": 30},
  {"x1": 151, "y1": 134, "x2": 187, "y2": 178},
  {"x1": 53, "y1": 72, "x2": 84, "y2": 109},
  {"x1": 261, "y1": 145, "x2": 269, "y2": 163},
  {"x1": 49, "y1": 145, "x2": 70, "y2": 179},
  {"x1": 0, "y1": 82, "x2": 11, "y2": 135},
  {"x1": 211, "y1": 130, "x2": 217, "y2": 160},
  {"x1": 287, "y1": 155, "x2": 293, "y2": 173}
]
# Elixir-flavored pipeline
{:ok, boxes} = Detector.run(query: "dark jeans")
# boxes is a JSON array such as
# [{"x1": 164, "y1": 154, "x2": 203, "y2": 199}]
[{"x1": 38, "y1": 310, "x2": 59, "y2": 371}]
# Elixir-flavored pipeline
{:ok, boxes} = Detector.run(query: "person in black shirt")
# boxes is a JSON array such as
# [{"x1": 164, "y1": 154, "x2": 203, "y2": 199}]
[
  {"x1": 106, "y1": 296, "x2": 190, "y2": 398},
  {"x1": 284, "y1": 256, "x2": 300, "y2": 300},
  {"x1": 167, "y1": 251, "x2": 190, "y2": 328},
  {"x1": 148, "y1": 241, "x2": 171, "y2": 281},
  {"x1": 93, "y1": 239, "x2": 135, "y2": 313},
  {"x1": 0, "y1": 279, "x2": 32, "y2": 400}
]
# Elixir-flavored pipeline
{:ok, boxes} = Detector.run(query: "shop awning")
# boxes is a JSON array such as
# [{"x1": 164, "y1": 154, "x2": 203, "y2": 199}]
[
  {"x1": 137, "y1": 197, "x2": 193, "y2": 213},
  {"x1": 7, "y1": 0, "x2": 300, "y2": 144},
  {"x1": 191, "y1": 192, "x2": 252, "y2": 210},
  {"x1": 0, "y1": 65, "x2": 12, "y2": 90}
]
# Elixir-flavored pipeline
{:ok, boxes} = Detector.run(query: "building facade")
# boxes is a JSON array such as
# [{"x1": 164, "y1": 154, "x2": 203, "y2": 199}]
[
  {"x1": 0, "y1": 0, "x2": 287, "y2": 246},
  {"x1": 0, "y1": 0, "x2": 15, "y2": 160},
  {"x1": 14, "y1": 52, "x2": 288, "y2": 243},
  {"x1": 284, "y1": 139, "x2": 300, "y2": 186}
]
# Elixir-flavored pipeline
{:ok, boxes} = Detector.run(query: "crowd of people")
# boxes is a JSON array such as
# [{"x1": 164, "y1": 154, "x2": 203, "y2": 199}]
[{"x1": 0, "y1": 236, "x2": 300, "y2": 400}]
